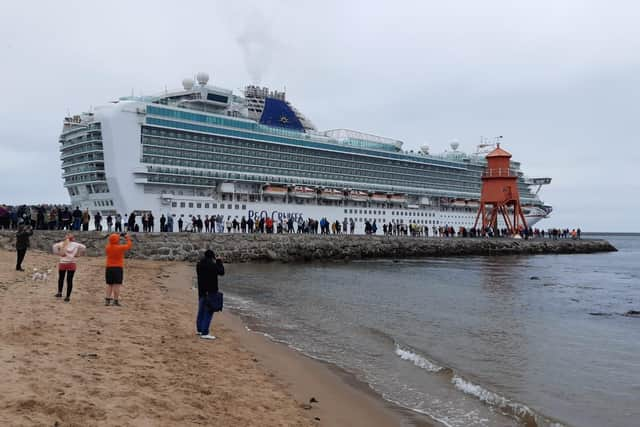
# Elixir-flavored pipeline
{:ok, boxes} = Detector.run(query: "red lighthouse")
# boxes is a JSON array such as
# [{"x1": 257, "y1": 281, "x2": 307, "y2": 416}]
[{"x1": 473, "y1": 144, "x2": 528, "y2": 235}]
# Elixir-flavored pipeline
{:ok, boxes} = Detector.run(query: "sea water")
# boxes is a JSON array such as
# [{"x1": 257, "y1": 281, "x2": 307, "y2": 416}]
[{"x1": 224, "y1": 235, "x2": 640, "y2": 427}]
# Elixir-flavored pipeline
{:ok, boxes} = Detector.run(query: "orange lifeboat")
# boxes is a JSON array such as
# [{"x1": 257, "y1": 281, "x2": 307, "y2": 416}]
[
  {"x1": 371, "y1": 192, "x2": 388, "y2": 202},
  {"x1": 389, "y1": 194, "x2": 407, "y2": 204},
  {"x1": 319, "y1": 188, "x2": 344, "y2": 201},
  {"x1": 262, "y1": 185, "x2": 288, "y2": 196},
  {"x1": 292, "y1": 186, "x2": 316, "y2": 199},
  {"x1": 348, "y1": 190, "x2": 369, "y2": 202}
]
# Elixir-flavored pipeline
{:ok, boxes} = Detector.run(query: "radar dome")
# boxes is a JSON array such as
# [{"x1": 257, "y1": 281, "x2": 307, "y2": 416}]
[
  {"x1": 420, "y1": 145, "x2": 430, "y2": 154},
  {"x1": 182, "y1": 78, "x2": 194, "y2": 90},
  {"x1": 196, "y1": 72, "x2": 209, "y2": 86},
  {"x1": 450, "y1": 140, "x2": 460, "y2": 151}
]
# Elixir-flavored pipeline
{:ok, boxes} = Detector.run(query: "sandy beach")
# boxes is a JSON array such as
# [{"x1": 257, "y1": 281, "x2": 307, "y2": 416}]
[{"x1": 0, "y1": 248, "x2": 426, "y2": 427}]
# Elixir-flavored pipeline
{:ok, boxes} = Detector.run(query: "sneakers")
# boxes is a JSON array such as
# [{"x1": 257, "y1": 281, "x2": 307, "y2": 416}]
[
  {"x1": 112, "y1": 300, "x2": 121, "y2": 307},
  {"x1": 105, "y1": 298, "x2": 111, "y2": 306},
  {"x1": 196, "y1": 331, "x2": 202, "y2": 335},
  {"x1": 200, "y1": 334, "x2": 216, "y2": 340},
  {"x1": 64, "y1": 297, "x2": 70, "y2": 302},
  {"x1": 55, "y1": 293, "x2": 62, "y2": 298}
]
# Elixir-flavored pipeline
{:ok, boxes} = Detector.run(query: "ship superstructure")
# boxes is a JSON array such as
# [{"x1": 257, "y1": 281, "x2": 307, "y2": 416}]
[{"x1": 59, "y1": 72, "x2": 551, "y2": 232}]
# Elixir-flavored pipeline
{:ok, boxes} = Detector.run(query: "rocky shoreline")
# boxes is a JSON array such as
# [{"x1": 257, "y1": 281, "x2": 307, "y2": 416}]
[{"x1": 0, "y1": 230, "x2": 617, "y2": 263}]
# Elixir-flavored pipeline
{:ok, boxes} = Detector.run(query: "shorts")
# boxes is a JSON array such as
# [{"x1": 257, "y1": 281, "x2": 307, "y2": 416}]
[{"x1": 105, "y1": 267, "x2": 124, "y2": 285}]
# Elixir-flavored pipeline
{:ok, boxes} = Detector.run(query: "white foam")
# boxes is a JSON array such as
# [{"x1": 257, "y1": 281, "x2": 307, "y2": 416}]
[
  {"x1": 451, "y1": 375, "x2": 537, "y2": 420},
  {"x1": 394, "y1": 345, "x2": 444, "y2": 372}
]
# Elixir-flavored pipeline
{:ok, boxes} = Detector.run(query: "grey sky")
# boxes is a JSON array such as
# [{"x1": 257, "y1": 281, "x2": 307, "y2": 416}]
[{"x1": 1, "y1": 0, "x2": 638, "y2": 231}]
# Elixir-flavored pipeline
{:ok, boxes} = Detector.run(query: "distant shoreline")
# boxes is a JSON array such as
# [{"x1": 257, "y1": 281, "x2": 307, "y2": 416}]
[{"x1": 582, "y1": 232, "x2": 640, "y2": 236}]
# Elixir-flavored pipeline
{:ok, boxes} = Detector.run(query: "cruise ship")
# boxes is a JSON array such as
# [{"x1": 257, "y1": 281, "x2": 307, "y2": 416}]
[{"x1": 59, "y1": 72, "x2": 552, "y2": 232}]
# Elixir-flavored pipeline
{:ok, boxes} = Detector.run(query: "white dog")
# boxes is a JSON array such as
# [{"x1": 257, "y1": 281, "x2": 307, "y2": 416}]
[{"x1": 31, "y1": 268, "x2": 51, "y2": 282}]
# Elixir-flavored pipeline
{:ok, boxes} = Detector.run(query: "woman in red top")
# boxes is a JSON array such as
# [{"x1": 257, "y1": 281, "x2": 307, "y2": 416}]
[
  {"x1": 105, "y1": 233, "x2": 132, "y2": 306},
  {"x1": 52, "y1": 234, "x2": 86, "y2": 302}
]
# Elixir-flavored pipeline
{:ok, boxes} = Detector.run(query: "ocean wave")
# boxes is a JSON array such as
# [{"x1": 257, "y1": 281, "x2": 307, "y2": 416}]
[
  {"x1": 451, "y1": 375, "x2": 552, "y2": 426},
  {"x1": 394, "y1": 345, "x2": 445, "y2": 373}
]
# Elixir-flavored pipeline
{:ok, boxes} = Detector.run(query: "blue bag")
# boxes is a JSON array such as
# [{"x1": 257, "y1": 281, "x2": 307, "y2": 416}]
[{"x1": 206, "y1": 292, "x2": 224, "y2": 312}]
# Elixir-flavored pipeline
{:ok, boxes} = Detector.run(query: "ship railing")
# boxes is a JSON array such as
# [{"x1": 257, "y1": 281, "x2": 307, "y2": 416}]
[{"x1": 482, "y1": 168, "x2": 518, "y2": 178}]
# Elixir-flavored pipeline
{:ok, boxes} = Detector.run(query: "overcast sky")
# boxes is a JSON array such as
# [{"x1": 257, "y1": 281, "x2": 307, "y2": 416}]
[{"x1": 1, "y1": 0, "x2": 638, "y2": 231}]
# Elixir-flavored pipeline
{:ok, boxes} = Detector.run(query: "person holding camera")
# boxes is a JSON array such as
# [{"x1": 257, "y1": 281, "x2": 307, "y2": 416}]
[
  {"x1": 15, "y1": 219, "x2": 33, "y2": 271},
  {"x1": 196, "y1": 249, "x2": 224, "y2": 340},
  {"x1": 104, "y1": 232, "x2": 132, "y2": 306}
]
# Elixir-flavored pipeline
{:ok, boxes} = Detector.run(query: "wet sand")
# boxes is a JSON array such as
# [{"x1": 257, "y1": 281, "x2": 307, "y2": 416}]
[{"x1": 0, "y1": 249, "x2": 430, "y2": 426}]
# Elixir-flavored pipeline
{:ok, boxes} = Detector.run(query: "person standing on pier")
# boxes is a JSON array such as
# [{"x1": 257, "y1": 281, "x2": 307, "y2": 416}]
[
  {"x1": 114, "y1": 213, "x2": 122, "y2": 232},
  {"x1": 72, "y1": 206, "x2": 82, "y2": 230},
  {"x1": 196, "y1": 249, "x2": 224, "y2": 340},
  {"x1": 81, "y1": 209, "x2": 90, "y2": 231},
  {"x1": 104, "y1": 233, "x2": 133, "y2": 306}
]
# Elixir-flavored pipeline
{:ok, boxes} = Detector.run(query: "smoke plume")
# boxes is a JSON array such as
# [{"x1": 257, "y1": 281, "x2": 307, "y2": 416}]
[{"x1": 236, "y1": 10, "x2": 277, "y2": 85}]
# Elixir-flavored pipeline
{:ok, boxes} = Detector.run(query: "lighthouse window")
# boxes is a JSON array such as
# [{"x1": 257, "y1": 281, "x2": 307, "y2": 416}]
[
  {"x1": 188, "y1": 203, "x2": 193, "y2": 208},
  {"x1": 197, "y1": 203, "x2": 202, "y2": 208},
  {"x1": 180, "y1": 202, "x2": 185, "y2": 208},
  {"x1": 212, "y1": 203, "x2": 217, "y2": 208},
  {"x1": 205, "y1": 203, "x2": 210, "y2": 208},
  {"x1": 172, "y1": 202, "x2": 177, "y2": 207}
]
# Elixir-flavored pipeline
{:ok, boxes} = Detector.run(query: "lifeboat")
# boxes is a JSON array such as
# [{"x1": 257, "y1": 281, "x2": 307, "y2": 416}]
[
  {"x1": 388, "y1": 194, "x2": 407, "y2": 204},
  {"x1": 371, "y1": 192, "x2": 388, "y2": 202},
  {"x1": 262, "y1": 185, "x2": 288, "y2": 196},
  {"x1": 451, "y1": 199, "x2": 480, "y2": 208},
  {"x1": 292, "y1": 186, "x2": 316, "y2": 199},
  {"x1": 319, "y1": 188, "x2": 344, "y2": 201},
  {"x1": 348, "y1": 190, "x2": 369, "y2": 202}
]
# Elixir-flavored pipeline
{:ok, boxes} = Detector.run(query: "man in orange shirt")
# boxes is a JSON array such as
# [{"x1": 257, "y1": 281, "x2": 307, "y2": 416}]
[{"x1": 105, "y1": 232, "x2": 132, "y2": 306}]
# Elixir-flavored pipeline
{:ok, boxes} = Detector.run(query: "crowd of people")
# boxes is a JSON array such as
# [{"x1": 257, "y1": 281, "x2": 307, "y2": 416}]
[{"x1": 1, "y1": 204, "x2": 582, "y2": 240}]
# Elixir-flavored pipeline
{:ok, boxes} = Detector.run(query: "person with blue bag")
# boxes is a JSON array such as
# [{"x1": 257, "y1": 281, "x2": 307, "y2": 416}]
[{"x1": 196, "y1": 249, "x2": 224, "y2": 340}]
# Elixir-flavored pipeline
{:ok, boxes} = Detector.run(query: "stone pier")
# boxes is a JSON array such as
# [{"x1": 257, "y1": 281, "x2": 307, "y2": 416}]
[{"x1": 0, "y1": 231, "x2": 617, "y2": 263}]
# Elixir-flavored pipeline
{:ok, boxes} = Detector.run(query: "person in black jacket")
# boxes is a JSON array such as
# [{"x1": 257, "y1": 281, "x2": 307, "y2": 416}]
[
  {"x1": 196, "y1": 249, "x2": 224, "y2": 340},
  {"x1": 15, "y1": 220, "x2": 33, "y2": 271}
]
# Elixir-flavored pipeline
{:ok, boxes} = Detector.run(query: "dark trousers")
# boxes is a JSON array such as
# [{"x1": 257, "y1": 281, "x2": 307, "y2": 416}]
[
  {"x1": 115, "y1": 222, "x2": 122, "y2": 232},
  {"x1": 196, "y1": 296, "x2": 214, "y2": 335},
  {"x1": 16, "y1": 248, "x2": 27, "y2": 270},
  {"x1": 58, "y1": 270, "x2": 75, "y2": 298}
]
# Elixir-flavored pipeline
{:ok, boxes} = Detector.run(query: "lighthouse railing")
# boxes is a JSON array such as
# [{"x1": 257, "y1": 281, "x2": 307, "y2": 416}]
[{"x1": 482, "y1": 168, "x2": 518, "y2": 178}]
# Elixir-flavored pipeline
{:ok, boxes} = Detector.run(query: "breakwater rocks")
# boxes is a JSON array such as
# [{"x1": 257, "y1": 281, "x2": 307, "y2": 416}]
[{"x1": 0, "y1": 231, "x2": 617, "y2": 263}]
